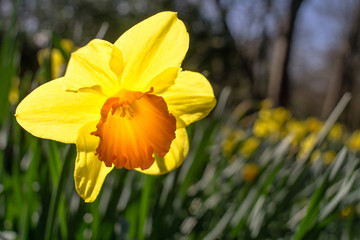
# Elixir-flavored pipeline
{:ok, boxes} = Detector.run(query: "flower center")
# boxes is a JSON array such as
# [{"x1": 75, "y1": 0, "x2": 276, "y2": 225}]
[{"x1": 91, "y1": 88, "x2": 176, "y2": 170}]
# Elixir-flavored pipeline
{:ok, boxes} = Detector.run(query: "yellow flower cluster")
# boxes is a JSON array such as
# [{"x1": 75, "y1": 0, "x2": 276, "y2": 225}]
[
  {"x1": 253, "y1": 106, "x2": 291, "y2": 142},
  {"x1": 221, "y1": 99, "x2": 360, "y2": 167}
]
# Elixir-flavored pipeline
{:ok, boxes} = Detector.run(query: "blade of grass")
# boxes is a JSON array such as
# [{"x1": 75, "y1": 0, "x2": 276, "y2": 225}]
[
  {"x1": 20, "y1": 135, "x2": 41, "y2": 240},
  {"x1": 319, "y1": 172, "x2": 356, "y2": 221},
  {"x1": 58, "y1": 195, "x2": 68, "y2": 239},
  {"x1": 293, "y1": 173, "x2": 330, "y2": 240},
  {"x1": 138, "y1": 175, "x2": 156, "y2": 240},
  {"x1": 44, "y1": 144, "x2": 75, "y2": 240},
  {"x1": 178, "y1": 120, "x2": 220, "y2": 198},
  {"x1": 297, "y1": 93, "x2": 351, "y2": 163},
  {"x1": 203, "y1": 206, "x2": 235, "y2": 240},
  {"x1": 0, "y1": 1, "x2": 19, "y2": 125},
  {"x1": 45, "y1": 141, "x2": 62, "y2": 186}
]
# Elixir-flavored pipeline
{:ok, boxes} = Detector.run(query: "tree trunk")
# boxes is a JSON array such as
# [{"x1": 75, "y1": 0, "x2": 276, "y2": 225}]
[
  {"x1": 268, "y1": 0, "x2": 305, "y2": 106},
  {"x1": 322, "y1": 1, "x2": 360, "y2": 122}
]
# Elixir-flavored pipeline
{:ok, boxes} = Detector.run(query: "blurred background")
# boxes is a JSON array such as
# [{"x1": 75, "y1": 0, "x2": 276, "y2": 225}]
[{"x1": 1, "y1": 0, "x2": 360, "y2": 239}]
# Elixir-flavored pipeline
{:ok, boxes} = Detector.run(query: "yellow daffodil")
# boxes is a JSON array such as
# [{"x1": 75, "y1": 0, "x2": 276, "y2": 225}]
[{"x1": 15, "y1": 12, "x2": 216, "y2": 202}]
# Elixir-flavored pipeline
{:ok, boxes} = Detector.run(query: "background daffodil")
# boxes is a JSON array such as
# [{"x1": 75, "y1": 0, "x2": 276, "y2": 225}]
[{"x1": 15, "y1": 11, "x2": 216, "y2": 202}]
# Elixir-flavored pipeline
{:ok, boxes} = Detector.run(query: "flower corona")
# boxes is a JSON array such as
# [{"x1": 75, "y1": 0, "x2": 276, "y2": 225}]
[{"x1": 91, "y1": 88, "x2": 176, "y2": 170}]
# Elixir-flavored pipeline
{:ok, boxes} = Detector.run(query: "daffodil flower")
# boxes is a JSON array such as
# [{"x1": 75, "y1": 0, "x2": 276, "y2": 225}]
[{"x1": 15, "y1": 12, "x2": 216, "y2": 202}]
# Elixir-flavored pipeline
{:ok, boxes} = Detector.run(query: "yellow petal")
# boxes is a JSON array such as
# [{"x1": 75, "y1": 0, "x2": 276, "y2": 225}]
[
  {"x1": 143, "y1": 67, "x2": 180, "y2": 94},
  {"x1": 137, "y1": 127, "x2": 189, "y2": 175},
  {"x1": 109, "y1": 45, "x2": 124, "y2": 80},
  {"x1": 15, "y1": 78, "x2": 106, "y2": 143},
  {"x1": 74, "y1": 121, "x2": 113, "y2": 202},
  {"x1": 114, "y1": 11, "x2": 189, "y2": 91},
  {"x1": 64, "y1": 39, "x2": 122, "y2": 96},
  {"x1": 161, "y1": 71, "x2": 216, "y2": 127}
]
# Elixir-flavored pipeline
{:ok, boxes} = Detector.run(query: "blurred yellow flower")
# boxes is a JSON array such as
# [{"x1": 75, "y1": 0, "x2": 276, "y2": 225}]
[
  {"x1": 340, "y1": 205, "x2": 354, "y2": 219},
  {"x1": 310, "y1": 150, "x2": 336, "y2": 164},
  {"x1": 60, "y1": 39, "x2": 75, "y2": 53},
  {"x1": 260, "y1": 98, "x2": 273, "y2": 109},
  {"x1": 286, "y1": 120, "x2": 307, "y2": 146},
  {"x1": 239, "y1": 137, "x2": 260, "y2": 158},
  {"x1": 15, "y1": 12, "x2": 216, "y2": 202},
  {"x1": 310, "y1": 150, "x2": 321, "y2": 163},
  {"x1": 253, "y1": 107, "x2": 292, "y2": 142},
  {"x1": 347, "y1": 130, "x2": 360, "y2": 152},
  {"x1": 241, "y1": 163, "x2": 260, "y2": 182},
  {"x1": 322, "y1": 150, "x2": 336, "y2": 165},
  {"x1": 272, "y1": 107, "x2": 291, "y2": 124},
  {"x1": 8, "y1": 76, "x2": 20, "y2": 105},
  {"x1": 222, "y1": 129, "x2": 246, "y2": 157},
  {"x1": 258, "y1": 108, "x2": 272, "y2": 119},
  {"x1": 38, "y1": 39, "x2": 75, "y2": 79},
  {"x1": 306, "y1": 117, "x2": 322, "y2": 133},
  {"x1": 328, "y1": 123, "x2": 343, "y2": 142},
  {"x1": 253, "y1": 119, "x2": 280, "y2": 140},
  {"x1": 356, "y1": 203, "x2": 360, "y2": 216},
  {"x1": 253, "y1": 119, "x2": 268, "y2": 138},
  {"x1": 297, "y1": 133, "x2": 317, "y2": 160}
]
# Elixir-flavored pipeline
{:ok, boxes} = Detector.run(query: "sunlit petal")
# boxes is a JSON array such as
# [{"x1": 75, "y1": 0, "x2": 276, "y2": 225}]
[
  {"x1": 74, "y1": 121, "x2": 113, "y2": 202},
  {"x1": 114, "y1": 11, "x2": 189, "y2": 91},
  {"x1": 143, "y1": 67, "x2": 180, "y2": 94},
  {"x1": 64, "y1": 39, "x2": 123, "y2": 96},
  {"x1": 161, "y1": 71, "x2": 216, "y2": 127},
  {"x1": 15, "y1": 78, "x2": 106, "y2": 143}
]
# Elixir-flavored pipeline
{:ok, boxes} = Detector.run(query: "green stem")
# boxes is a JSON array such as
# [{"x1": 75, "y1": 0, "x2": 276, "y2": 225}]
[{"x1": 44, "y1": 145, "x2": 74, "y2": 240}]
